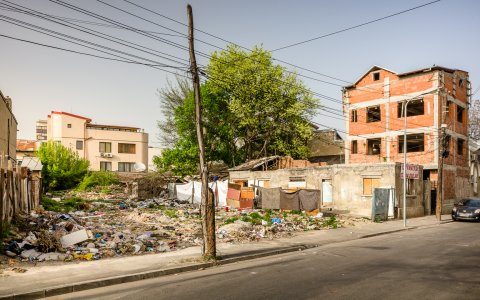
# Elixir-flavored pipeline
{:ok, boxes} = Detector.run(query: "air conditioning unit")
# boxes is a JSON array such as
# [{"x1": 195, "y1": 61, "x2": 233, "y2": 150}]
[
  {"x1": 100, "y1": 152, "x2": 105, "y2": 157},
  {"x1": 104, "y1": 153, "x2": 113, "y2": 158}
]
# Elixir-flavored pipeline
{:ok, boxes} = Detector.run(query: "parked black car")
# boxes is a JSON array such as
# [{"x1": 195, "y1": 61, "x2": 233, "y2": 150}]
[{"x1": 451, "y1": 198, "x2": 480, "y2": 221}]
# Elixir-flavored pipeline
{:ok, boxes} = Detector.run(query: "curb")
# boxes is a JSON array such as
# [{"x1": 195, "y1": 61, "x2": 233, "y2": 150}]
[
  {"x1": 0, "y1": 220, "x2": 454, "y2": 299},
  {"x1": 0, "y1": 246, "x2": 307, "y2": 300}
]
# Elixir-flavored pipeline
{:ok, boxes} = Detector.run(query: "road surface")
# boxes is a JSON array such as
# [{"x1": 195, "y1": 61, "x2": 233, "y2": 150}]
[{"x1": 48, "y1": 222, "x2": 480, "y2": 300}]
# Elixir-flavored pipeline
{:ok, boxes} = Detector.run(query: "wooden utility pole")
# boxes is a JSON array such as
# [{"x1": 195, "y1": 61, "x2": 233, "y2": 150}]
[{"x1": 187, "y1": 4, "x2": 216, "y2": 259}]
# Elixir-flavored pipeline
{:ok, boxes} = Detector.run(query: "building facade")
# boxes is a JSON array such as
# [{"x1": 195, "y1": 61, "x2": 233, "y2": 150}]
[
  {"x1": 343, "y1": 66, "x2": 470, "y2": 211},
  {"x1": 0, "y1": 90, "x2": 18, "y2": 168},
  {"x1": 229, "y1": 162, "x2": 425, "y2": 218},
  {"x1": 35, "y1": 120, "x2": 47, "y2": 141},
  {"x1": 47, "y1": 111, "x2": 148, "y2": 172}
]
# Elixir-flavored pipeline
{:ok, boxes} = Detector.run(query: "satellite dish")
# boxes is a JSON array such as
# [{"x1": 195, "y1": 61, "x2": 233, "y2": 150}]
[{"x1": 133, "y1": 162, "x2": 146, "y2": 172}]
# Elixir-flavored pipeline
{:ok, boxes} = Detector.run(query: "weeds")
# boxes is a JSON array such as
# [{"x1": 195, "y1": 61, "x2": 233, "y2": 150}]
[
  {"x1": 165, "y1": 209, "x2": 178, "y2": 218},
  {"x1": 322, "y1": 215, "x2": 338, "y2": 229},
  {"x1": 41, "y1": 196, "x2": 90, "y2": 212}
]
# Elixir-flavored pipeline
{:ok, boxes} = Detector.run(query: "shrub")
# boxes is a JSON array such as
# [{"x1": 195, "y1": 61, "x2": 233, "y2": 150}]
[
  {"x1": 37, "y1": 141, "x2": 89, "y2": 191},
  {"x1": 76, "y1": 171, "x2": 119, "y2": 191},
  {"x1": 41, "y1": 196, "x2": 89, "y2": 212}
]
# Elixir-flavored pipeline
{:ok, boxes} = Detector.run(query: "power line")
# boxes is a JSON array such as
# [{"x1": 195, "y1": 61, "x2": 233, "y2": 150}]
[
  {"x1": 271, "y1": 0, "x2": 441, "y2": 52},
  {"x1": 0, "y1": 0, "x2": 190, "y2": 66},
  {"x1": 0, "y1": 33, "x2": 189, "y2": 74},
  {"x1": 0, "y1": 5, "x2": 184, "y2": 37}
]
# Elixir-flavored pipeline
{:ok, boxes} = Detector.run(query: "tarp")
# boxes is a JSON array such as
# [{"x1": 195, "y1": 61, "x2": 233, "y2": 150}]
[
  {"x1": 260, "y1": 188, "x2": 320, "y2": 211},
  {"x1": 175, "y1": 180, "x2": 228, "y2": 206},
  {"x1": 299, "y1": 189, "x2": 320, "y2": 211},
  {"x1": 209, "y1": 180, "x2": 228, "y2": 207},
  {"x1": 175, "y1": 182, "x2": 194, "y2": 202},
  {"x1": 280, "y1": 191, "x2": 300, "y2": 210},
  {"x1": 260, "y1": 187, "x2": 281, "y2": 209}
]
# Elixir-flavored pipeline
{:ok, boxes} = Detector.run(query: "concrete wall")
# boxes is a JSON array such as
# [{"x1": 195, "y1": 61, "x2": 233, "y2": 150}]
[
  {"x1": 230, "y1": 163, "x2": 424, "y2": 218},
  {"x1": 0, "y1": 91, "x2": 18, "y2": 167}
]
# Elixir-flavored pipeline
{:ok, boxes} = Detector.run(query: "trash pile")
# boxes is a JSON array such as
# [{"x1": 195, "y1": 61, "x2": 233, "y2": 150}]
[{"x1": 1, "y1": 192, "x2": 367, "y2": 268}]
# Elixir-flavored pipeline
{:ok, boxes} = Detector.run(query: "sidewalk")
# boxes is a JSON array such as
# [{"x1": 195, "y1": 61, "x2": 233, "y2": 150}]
[{"x1": 0, "y1": 215, "x2": 453, "y2": 299}]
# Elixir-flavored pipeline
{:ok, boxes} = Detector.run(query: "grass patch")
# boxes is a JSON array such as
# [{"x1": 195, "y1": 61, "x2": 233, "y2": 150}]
[
  {"x1": 322, "y1": 215, "x2": 338, "y2": 229},
  {"x1": 76, "y1": 171, "x2": 119, "y2": 191},
  {"x1": 224, "y1": 217, "x2": 239, "y2": 224},
  {"x1": 164, "y1": 209, "x2": 178, "y2": 218},
  {"x1": 41, "y1": 196, "x2": 90, "y2": 212}
]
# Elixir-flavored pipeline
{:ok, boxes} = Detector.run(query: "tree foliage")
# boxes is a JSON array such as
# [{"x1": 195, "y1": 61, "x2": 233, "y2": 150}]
[
  {"x1": 157, "y1": 76, "x2": 192, "y2": 147},
  {"x1": 469, "y1": 98, "x2": 480, "y2": 140},
  {"x1": 155, "y1": 45, "x2": 319, "y2": 175},
  {"x1": 36, "y1": 141, "x2": 90, "y2": 191}
]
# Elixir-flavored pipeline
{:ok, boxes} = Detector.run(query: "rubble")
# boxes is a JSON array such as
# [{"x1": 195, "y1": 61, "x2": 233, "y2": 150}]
[{"x1": 1, "y1": 185, "x2": 371, "y2": 272}]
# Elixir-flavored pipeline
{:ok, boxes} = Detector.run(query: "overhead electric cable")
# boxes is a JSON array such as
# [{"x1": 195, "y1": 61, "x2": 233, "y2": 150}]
[{"x1": 271, "y1": 0, "x2": 441, "y2": 52}]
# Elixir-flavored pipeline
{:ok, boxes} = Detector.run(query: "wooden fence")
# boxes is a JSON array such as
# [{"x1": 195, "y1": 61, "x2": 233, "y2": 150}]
[{"x1": 0, "y1": 166, "x2": 41, "y2": 233}]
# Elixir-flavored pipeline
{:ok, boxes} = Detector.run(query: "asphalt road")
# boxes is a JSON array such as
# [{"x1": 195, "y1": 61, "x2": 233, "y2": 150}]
[{"x1": 48, "y1": 222, "x2": 480, "y2": 300}]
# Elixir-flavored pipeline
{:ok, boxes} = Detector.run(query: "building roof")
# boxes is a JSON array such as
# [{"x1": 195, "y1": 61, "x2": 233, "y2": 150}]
[
  {"x1": 86, "y1": 123, "x2": 141, "y2": 131},
  {"x1": 344, "y1": 65, "x2": 468, "y2": 89},
  {"x1": 16, "y1": 140, "x2": 37, "y2": 152},
  {"x1": 229, "y1": 156, "x2": 280, "y2": 171},
  {"x1": 49, "y1": 111, "x2": 92, "y2": 122},
  {"x1": 20, "y1": 157, "x2": 43, "y2": 171},
  {"x1": 308, "y1": 129, "x2": 345, "y2": 157}
]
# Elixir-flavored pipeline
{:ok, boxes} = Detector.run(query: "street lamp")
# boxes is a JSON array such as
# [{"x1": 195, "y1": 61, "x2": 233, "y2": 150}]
[
  {"x1": 400, "y1": 89, "x2": 438, "y2": 228},
  {"x1": 402, "y1": 99, "x2": 413, "y2": 228}
]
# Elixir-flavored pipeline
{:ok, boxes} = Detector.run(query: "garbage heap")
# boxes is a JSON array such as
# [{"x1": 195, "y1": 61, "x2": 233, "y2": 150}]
[{"x1": 2, "y1": 196, "x2": 366, "y2": 265}]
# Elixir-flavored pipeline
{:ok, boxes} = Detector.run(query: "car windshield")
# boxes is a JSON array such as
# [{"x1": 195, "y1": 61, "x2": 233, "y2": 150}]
[{"x1": 458, "y1": 199, "x2": 480, "y2": 207}]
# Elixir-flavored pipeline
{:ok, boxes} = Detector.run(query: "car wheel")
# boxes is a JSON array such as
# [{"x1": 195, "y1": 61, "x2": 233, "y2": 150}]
[{"x1": 452, "y1": 216, "x2": 457, "y2": 221}]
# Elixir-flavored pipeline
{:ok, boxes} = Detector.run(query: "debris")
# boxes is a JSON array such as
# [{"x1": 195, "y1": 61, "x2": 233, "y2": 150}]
[{"x1": 60, "y1": 229, "x2": 89, "y2": 248}]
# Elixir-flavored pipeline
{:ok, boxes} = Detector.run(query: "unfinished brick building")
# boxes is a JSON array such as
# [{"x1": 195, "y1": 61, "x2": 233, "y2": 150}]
[{"x1": 343, "y1": 66, "x2": 470, "y2": 212}]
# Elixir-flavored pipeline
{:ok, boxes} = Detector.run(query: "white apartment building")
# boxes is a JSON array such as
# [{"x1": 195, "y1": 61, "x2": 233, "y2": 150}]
[{"x1": 46, "y1": 111, "x2": 148, "y2": 172}]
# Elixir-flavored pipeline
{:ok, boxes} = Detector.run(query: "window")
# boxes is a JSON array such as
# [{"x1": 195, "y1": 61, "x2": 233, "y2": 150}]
[
  {"x1": 288, "y1": 176, "x2": 306, "y2": 189},
  {"x1": 372, "y1": 72, "x2": 380, "y2": 81},
  {"x1": 399, "y1": 134, "x2": 424, "y2": 153},
  {"x1": 76, "y1": 140, "x2": 83, "y2": 150},
  {"x1": 351, "y1": 140, "x2": 358, "y2": 154},
  {"x1": 99, "y1": 142, "x2": 112, "y2": 153},
  {"x1": 459, "y1": 78, "x2": 464, "y2": 88},
  {"x1": 367, "y1": 106, "x2": 381, "y2": 122},
  {"x1": 367, "y1": 138, "x2": 381, "y2": 155},
  {"x1": 118, "y1": 162, "x2": 134, "y2": 172},
  {"x1": 118, "y1": 143, "x2": 136, "y2": 154},
  {"x1": 351, "y1": 109, "x2": 358, "y2": 122},
  {"x1": 458, "y1": 139, "x2": 465, "y2": 155},
  {"x1": 457, "y1": 105, "x2": 464, "y2": 123},
  {"x1": 397, "y1": 99, "x2": 424, "y2": 118},
  {"x1": 363, "y1": 178, "x2": 380, "y2": 196},
  {"x1": 100, "y1": 161, "x2": 112, "y2": 171},
  {"x1": 67, "y1": 124, "x2": 72, "y2": 128}
]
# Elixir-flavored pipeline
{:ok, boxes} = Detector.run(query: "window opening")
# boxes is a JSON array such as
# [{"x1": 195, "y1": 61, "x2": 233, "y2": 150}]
[
  {"x1": 367, "y1": 106, "x2": 381, "y2": 122},
  {"x1": 399, "y1": 133, "x2": 424, "y2": 153},
  {"x1": 367, "y1": 138, "x2": 381, "y2": 155},
  {"x1": 397, "y1": 99, "x2": 424, "y2": 118},
  {"x1": 351, "y1": 140, "x2": 358, "y2": 154}
]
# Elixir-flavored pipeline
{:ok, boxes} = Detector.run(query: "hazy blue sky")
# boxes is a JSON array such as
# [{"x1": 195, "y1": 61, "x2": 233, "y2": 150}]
[{"x1": 1, "y1": 0, "x2": 479, "y2": 146}]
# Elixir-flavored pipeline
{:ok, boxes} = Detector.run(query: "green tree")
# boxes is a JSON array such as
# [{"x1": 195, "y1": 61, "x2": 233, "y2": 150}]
[
  {"x1": 36, "y1": 141, "x2": 90, "y2": 191},
  {"x1": 207, "y1": 45, "x2": 319, "y2": 160},
  {"x1": 155, "y1": 45, "x2": 319, "y2": 175}
]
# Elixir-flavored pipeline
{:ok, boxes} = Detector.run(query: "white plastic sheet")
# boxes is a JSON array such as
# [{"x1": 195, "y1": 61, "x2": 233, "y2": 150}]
[
  {"x1": 175, "y1": 182, "x2": 194, "y2": 202},
  {"x1": 175, "y1": 180, "x2": 228, "y2": 206}
]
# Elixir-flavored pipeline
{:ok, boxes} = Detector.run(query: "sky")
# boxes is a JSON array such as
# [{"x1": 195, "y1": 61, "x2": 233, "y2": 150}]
[{"x1": 1, "y1": 0, "x2": 479, "y2": 147}]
